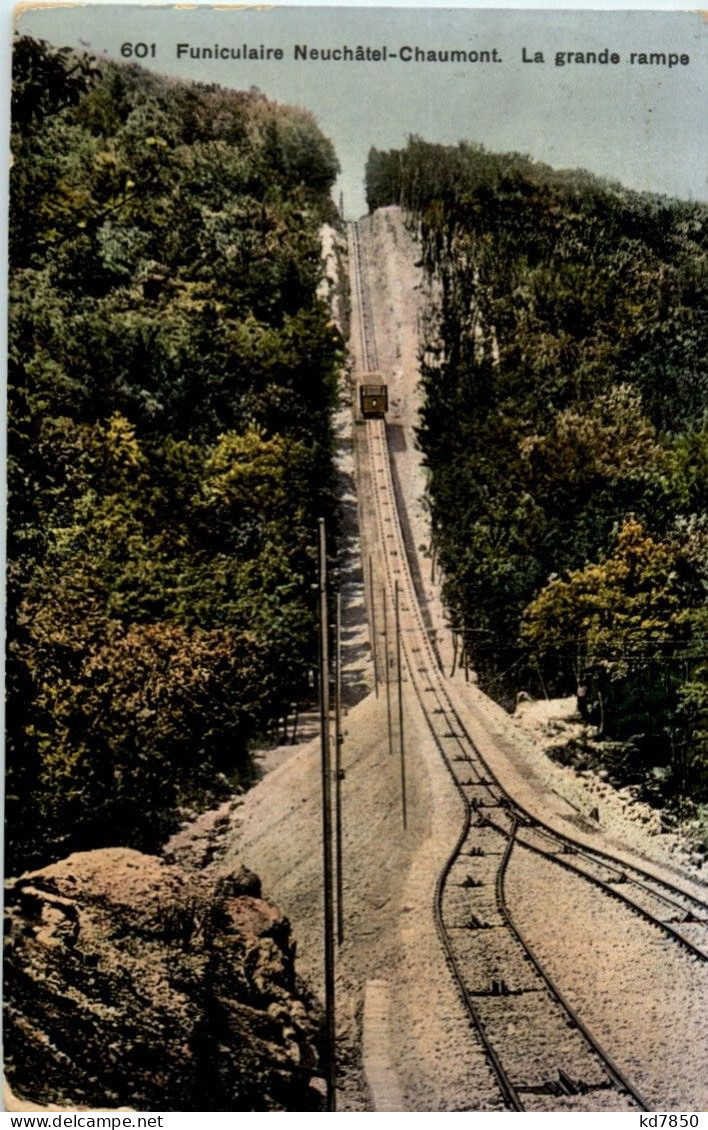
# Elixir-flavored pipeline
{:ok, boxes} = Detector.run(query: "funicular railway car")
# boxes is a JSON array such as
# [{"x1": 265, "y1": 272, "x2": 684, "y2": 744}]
[{"x1": 359, "y1": 379, "x2": 388, "y2": 419}]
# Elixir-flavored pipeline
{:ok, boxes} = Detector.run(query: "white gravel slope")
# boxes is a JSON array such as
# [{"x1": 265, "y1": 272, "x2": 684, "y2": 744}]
[
  {"x1": 181, "y1": 206, "x2": 708, "y2": 1111},
  {"x1": 224, "y1": 687, "x2": 503, "y2": 1110},
  {"x1": 351, "y1": 206, "x2": 708, "y2": 1107}
]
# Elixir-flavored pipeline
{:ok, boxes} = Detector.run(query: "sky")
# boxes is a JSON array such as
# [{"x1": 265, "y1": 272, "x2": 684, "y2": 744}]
[{"x1": 12, "y1": 5, "x2": 708, "y2": 218}]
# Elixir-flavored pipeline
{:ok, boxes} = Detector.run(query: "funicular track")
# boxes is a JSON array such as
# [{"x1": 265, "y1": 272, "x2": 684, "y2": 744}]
[{"x1": 348, "y1": 220, "x2": 708, "y2": 1111}]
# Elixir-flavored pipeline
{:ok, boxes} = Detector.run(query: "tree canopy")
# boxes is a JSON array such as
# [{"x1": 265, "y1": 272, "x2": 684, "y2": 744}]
[
  {"x1": 366, "y1": 138, "x2": 707, "y2": 795},
  {"x1": 8, "y1": 37, "x2": 343, "y2": 871}
]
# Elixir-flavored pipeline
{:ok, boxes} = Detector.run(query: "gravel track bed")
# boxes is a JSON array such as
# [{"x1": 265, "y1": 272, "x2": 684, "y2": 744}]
[
  {"x1": 631, "y1": 876, "x2": 708, "y2": 916},
  {"x1": 457, "y1": 828, "x2": 511, "y2": 855},
  {"x1": 680, "y1": 922, "x2": 708, "y2": 947},
  {"x1": 449, "y1": 852, "x2": 501, "y2": 884},
  {"x1": 459, "y1": 784, "x2": 500, "y2": 805},
  {"x1": 506, "y1": 844, "x2": 708, "y2": 1108},
  {"x1": 504, "y1": 829, "x2": 708, "y2": 962},
  {"x1": 172, "y1": 209, "x2": 708, "y2": 1112},
  {"x1": 612, "y1": 865, "x2": 708, "y2": 918},
  {"x1": 514, "y1": 823, "x2": 708, "y2": 926},
  {"x1": 562, "y1": 857, "x2": 697, "y2": 918},
  {"x1": 475, "y1": 994, "x2": 619, "y2": 1091},
  {"x1": 442, "y1": 889, "x2": 503, "y2": 928},
  {"x1": 449, "y1": 930, "x2": 541, "y2": 992},
  {"x1": 523, "y1": 1089, "x2": 624, "y2": 1113}
]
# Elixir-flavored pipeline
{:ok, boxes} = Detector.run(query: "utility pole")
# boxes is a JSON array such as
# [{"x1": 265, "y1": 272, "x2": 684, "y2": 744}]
[
  {"x1": 317, "y1": 518, "x2": 336, "y2": 1111},
  {"x1": 383, "y1": 585, "x2": 393, "y2": 758},
  {"x1": 369, "y1": 554, "x2": 379, "y2": 697},
  {"x1": 334, "y1": 591, "x2": 344, "y2": 946},
  {"x1": 395, "y1": 580, "x2": 407, "y2": 830}
]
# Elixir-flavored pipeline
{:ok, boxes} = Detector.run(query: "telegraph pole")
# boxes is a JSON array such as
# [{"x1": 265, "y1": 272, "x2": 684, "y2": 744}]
[
  {"x1": 334, "y1": 592, "x2": 344, "y2": 946},
  {"x1": 383, "y1": 585, "x2": 393, "y2": 758},
  {"x1": 369, "y1": 554, "x2": 379, "y2": 697},
  {"x1": 317, "y1": 519, "x2": 336, "y2": 1110},
  {"x1": 395, "y1": 580, "x2": 407, "y2": 830}
]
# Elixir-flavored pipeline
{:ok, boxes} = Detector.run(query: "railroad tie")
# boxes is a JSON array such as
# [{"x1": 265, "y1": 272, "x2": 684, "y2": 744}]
[
  {"x1": 466, "y1": 980, "x2": 511, "y2": 996},
  {"x1": 664, "y1": 910, "x2": 700, "y2": 924},
  {"x1": 464, "y1": 914, "x2": 492, "y2": 930},
  {"x1": 518, "y1": 1071, "x2": 602, "y2": 1098},
  {"x1": 457, "y1": 874, "x2": 484, "y2": 889}
]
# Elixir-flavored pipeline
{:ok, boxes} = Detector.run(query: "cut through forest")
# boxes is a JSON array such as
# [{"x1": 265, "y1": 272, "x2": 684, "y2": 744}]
[
  {"x1": 367, "y1": 139, "x2": 708, "y2": 809},
  {"x1": 5, "y1": 35, "x2": 708, "y2": 1115},
  {"x1": 7, "y1": 35, "x2": 708, "y2": 884}
]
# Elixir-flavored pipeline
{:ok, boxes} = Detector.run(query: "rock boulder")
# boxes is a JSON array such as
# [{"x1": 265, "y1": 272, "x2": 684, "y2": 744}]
[{"x1": 4, "y1": 848, "x2": 322, "y2": 1111}]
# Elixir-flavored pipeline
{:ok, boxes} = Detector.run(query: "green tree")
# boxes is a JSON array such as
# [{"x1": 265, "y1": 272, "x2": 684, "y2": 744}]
[{"x1": 8, "y1": 37, "x2": 343, "y2": 870}]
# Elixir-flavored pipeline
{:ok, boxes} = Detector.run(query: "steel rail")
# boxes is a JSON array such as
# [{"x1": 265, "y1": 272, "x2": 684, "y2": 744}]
[
  {"x1": 346, "y1": 218, "x2": 707, "y2": 1111},
  {"x1": 430, "y1": 668, "x2": 708, "y2": 948},
  {"x1": 497, "y1": 823, "x2": 651, "y2": 1111},
  {"x1": 350, "y1": 220, "x2": 526, "y2": 1108},
  {"x1": 365, "y1": 436, "x2": 708, "y2": 940},
  {"x1": 518, "y1": 819, "x2": 708, "y2": 918},
  {"x1": 493, "y1": 816, "x2": 708, "y2": 962},
  {"x1": 366, "y1": 410, "x2": 646, "y2": 1110}
]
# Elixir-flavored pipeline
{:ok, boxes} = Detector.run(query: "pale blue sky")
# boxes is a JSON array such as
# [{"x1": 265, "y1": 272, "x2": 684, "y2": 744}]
[{"x1": 13, "y1": 7, "x2": 708, "y2": 217}]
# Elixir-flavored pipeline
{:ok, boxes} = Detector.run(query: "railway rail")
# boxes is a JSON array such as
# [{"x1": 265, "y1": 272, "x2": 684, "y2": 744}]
[
  {"x1": 350, "y1": 222, "x2": 380, "y2": 373},
  {"x1": 348, "y1": 220, "x2": 708, "y2": 1111}
]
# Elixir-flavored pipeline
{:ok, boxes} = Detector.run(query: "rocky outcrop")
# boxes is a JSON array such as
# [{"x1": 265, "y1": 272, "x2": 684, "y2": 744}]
[{"x1": 4, "y1": 849, "x2": 322, "y2": 1111}]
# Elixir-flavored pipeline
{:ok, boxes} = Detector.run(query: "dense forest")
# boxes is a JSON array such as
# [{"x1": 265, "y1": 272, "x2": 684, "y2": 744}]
[
  {"x1": 8, "y1": 37, "x2": 343, "y2": 872},
  {"x1": 367, "y1": 139, "x2": 708, "y2": 801}
]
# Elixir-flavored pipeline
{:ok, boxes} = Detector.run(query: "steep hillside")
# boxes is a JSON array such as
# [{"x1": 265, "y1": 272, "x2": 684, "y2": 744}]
[
  {"x1": 7, "y1": 37, "x2": 344, "y2": 872},
  {"x1": 366, "y1": 139, "x2": 708, "y2": 803}
]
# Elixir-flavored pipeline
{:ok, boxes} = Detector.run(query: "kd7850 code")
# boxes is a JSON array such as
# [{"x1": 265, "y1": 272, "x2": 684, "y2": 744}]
[{"x1": 640, "y1": 1117, "x2": 699, "y2": 1127}]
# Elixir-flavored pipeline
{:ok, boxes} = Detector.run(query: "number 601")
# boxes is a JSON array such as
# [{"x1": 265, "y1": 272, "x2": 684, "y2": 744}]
[{"x1": 121, "y1": 42, "x2": 156, "y2": 58}]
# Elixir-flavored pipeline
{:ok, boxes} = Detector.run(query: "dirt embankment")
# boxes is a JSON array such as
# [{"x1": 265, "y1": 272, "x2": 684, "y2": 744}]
[
  {"x1": 206, "y1": 212, "x2": 504, "y2": 1110},
  {"x1": 175, "y1": 207, "x2": 708, "y2": 1112},
  {"x1": 17, "y1": 209, "x2": 705, "y2": 1114}
]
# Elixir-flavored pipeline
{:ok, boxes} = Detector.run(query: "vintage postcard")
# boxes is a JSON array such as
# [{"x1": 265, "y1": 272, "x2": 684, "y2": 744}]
[{"x1": 5, "y1": 3, "x2": 708, "y2": 1115}]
